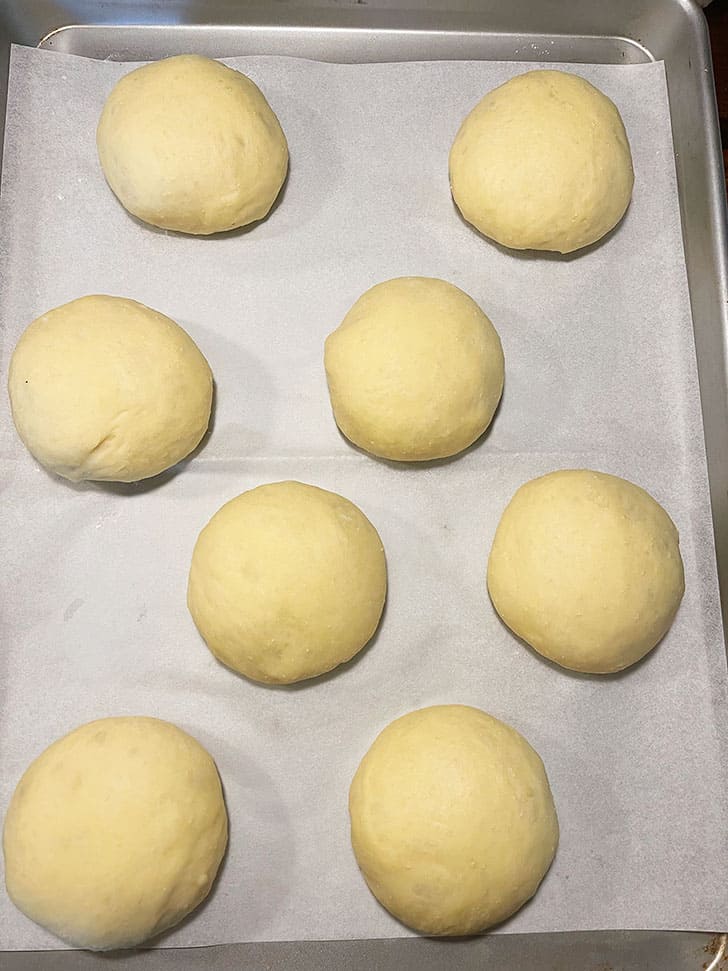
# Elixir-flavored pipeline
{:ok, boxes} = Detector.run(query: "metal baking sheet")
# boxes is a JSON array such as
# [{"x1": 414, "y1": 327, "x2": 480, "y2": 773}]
[{"x1": 1, "y1": 2, "x2": 727, "y2": 969}]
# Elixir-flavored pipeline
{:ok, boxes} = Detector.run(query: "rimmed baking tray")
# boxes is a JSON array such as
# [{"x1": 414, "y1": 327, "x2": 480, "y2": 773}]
[{"x1": 1, "y1": 1, "x2": 727, "y2": 968}]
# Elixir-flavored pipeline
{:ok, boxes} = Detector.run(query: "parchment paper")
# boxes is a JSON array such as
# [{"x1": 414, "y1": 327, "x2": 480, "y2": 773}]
[{"x1": 1, "y1": 45, "x2": 728, "y2": 949}]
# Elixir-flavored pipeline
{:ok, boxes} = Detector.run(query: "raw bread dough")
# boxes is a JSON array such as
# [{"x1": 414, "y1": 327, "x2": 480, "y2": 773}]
[
  {"x1": 349, "y1": 704, "x2": 558, "y2": 935},
  {"x1": 97, "y1": 54, "x2": 288, "y2": 234},
  {"x1": 2, "y1": 717, "x2": 228, "y2": 951},
  {"x1": 487, "y1": 469, "x2": 685, "y2": 673},
  {"x1": 187, "y1": 480, "x2": 387, "y2": 684},
  {"x1": 324, "y1": 277, "x2": 504, "y2": 461},
  {"x1": 449, "y1": 70, "x2": 634, "y2": 253},
  {"x1": 8, "y1": 295, "x2": 212, "y2": 483}
]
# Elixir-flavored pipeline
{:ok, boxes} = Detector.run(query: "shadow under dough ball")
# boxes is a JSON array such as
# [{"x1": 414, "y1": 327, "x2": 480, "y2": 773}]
[
  {"x1": 349, "y1": 704, "x2": 559, "y2": 935},
  {"x1": 2, "y1": 717, "x2": 228, "y2": 951},
  {"x1": 96, "y1": 54, "x2": 289, "y2": 234},
  {"x1": 449, "y1": 70, "x2": 634, "y2": 253},
  {"x1": 7, "y1": 294, "x2": 213, "y2": 482},
  {"x1": 487, "y1": 469, "x2": 685, "y2": 673},
  {"x1": 324, "y1": 276, "x2": 504, "y2": 462},
  {"x1": 187, "y1": 480, "x2": 387, "y2": 684}
]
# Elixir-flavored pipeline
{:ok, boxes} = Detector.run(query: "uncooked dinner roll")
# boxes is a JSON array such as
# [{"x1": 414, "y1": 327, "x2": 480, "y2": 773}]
[
  {"x1": 324, "y1": 277, "x2": 504, "y2": 461},
  {"x1": 97, "y1": 54, "x2": 288, "y2": 234},
  {"x1": 188, "y1": 480, "x2": 387, "y2": 684},
  {"x1": 449, "y1": 70, "x2": 634, "y2": 253},
  {"x1": 487, "y1": 470, "x2": 685, "y2": 673},
  {"x1": 3, "y1": 717, "x2": 228, "y2": 951},
  {"x1": 349, "y1": 705, "x2": 558, "y2": 935},
  {"x1": 8, "y1": 295, "x2": 212, "y2": 482}
]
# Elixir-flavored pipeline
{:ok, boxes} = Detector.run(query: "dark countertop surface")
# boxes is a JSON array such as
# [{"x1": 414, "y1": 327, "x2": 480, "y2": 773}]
[{"x1": 707, "y1": 0, "x2": 728, "y2": 190}]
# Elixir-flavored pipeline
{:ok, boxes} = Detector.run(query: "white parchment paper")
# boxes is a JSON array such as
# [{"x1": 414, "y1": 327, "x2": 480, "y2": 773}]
[{"x1": 1, "y1": 45, "x2": 728, "y2": 949}]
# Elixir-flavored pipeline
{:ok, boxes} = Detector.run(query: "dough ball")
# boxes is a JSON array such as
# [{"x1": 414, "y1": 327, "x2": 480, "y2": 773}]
[
  {"x1": 324, "y1": 277, "x2": 504, "y2": 461},
  {"x1": 349, "y1": 704, "x2": 558, "y2": 935},
  {"x1": 449, "y1": 70, "x2": 634, "y2": 253},
  {"x1": 187, "y1": 480, "x2": 387, "y2": 684},
  {"x1": 487, "y1": 469, "x2": 685, "y2": 673},
  {"x1": 3, "y1": 717, "x2": 228, "y2": 951},
  {"x1": 8, "y1": 295, "x2": 212, "y2": 483},
  {"x1": 97, "y1": 54, "x2": 288, "y2": 234}
]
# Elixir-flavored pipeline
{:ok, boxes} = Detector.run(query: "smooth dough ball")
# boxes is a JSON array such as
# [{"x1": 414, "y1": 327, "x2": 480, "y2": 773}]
[
  {"x1": 487, "y1": 469, "x2": 685, "y2": 673},
  {"x1": 324, "y1": 277, "x2": 504, "y2": 461},
  {"x1": 187, "y1": 480, "x2": 387, "y2": 684},
  {"x1": 349, "y1": 704, "x2": 558, "y2": 935},
  {"x1": 2, "y1": 717, "x2": 228, "y2": 951},
  {"x1": 8, "y1": 295, "x2": 212, "y2": 483},
  {"x1": 97, "y1": 54, "x2": 288, "y2": 234},
  {"x1": 449, "y1": 70, "x2": 634, "y2": 253}
]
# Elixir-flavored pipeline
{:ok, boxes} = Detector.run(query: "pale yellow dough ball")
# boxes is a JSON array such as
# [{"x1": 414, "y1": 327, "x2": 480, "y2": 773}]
[
  {"x1": 349, "y1": 705, "x2": 559, "y2": 935},
  {"x1": 97, "y1": 54, "x2": 288, "y2": 234},
  {"x1": 2, "y1": 717, "x2": 228, "y2": 951},
  {"x1": 449, "y1": 70, "x2": 634, "y2": 253},
  {"x1": 187, "y1": 480, "x2": 387, "y2": 684},
  {"x1": 324, "y1": 277, "x2": 504, "y2": 462},
  {"x1": 7, "y1": 295, "x2": 212, "y2": 482},
  {"x1": 487, "y1": 470, "x2": 685, "y2": 673}
]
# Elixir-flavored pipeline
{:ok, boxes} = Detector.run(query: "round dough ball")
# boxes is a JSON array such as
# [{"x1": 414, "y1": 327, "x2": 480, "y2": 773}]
[
  {"x1": 97, "y1": 54, "x2": 288, "y2": 234},
  {"x1": 487, "y1": 469, "x2": 685, "y2": 673},
  {"x1": 2, "y1": 717, "x2": 228, "y2": 951},
  {"x1": 449, "y1": 70, "x2": 634, "y2": 253},
  {"x1": 187, "y1": 480, "x2": 387, "y2": 684},
  {"x1": 8, "y1": 295, "x2": 213, "y2": 483},
  {"x1": 349, "y1": 704, "x2": 558, "y2": 935},
  {"x1": 324, "y1": 277, "x2": 504, "y2": 461}
]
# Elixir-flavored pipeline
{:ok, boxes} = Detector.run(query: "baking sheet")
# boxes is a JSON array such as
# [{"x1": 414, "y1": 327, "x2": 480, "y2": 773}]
[{"x1": 1, "y1": 44, "x2": 728, "y2": 949}]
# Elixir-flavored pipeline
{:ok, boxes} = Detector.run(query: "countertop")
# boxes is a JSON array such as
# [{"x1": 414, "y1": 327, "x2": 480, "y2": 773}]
[{"x1": 707, "y1": 0, "x2": 728, "y2": 189}]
